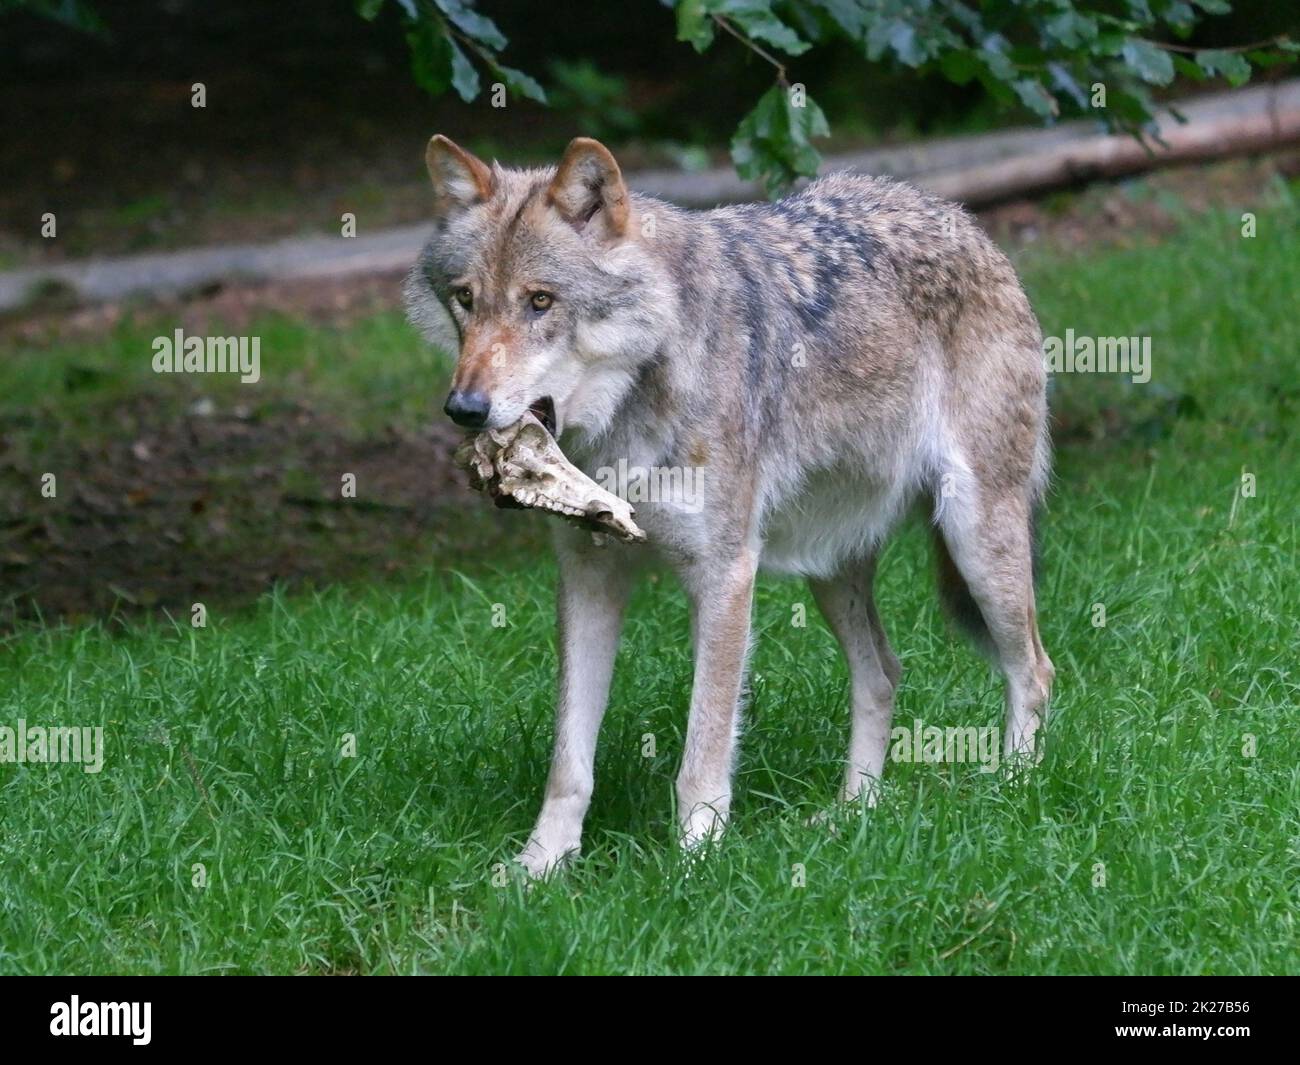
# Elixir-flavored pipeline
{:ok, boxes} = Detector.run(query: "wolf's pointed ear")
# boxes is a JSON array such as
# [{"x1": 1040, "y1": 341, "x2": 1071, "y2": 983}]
[
  {"x1": 425, "y1": 135, "x2": 494, "y2": 216},
  {"x1": 546, "y1": 137, "x2": 629, "y2": 239}
]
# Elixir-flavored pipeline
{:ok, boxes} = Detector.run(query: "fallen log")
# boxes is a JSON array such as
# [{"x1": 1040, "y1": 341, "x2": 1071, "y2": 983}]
[{"x1": 921, "y1": 81, "x2": 1300, "y2": 207}]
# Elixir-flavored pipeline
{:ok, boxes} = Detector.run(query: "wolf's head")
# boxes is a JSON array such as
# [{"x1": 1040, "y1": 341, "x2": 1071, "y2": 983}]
[{"x1": 404, "y1": 136, "x2": 673, "y2": 438}]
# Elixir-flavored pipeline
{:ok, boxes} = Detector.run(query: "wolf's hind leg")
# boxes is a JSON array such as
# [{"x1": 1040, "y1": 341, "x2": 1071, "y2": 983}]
[
  {"x1": 809, "y1": 554, "x2": 901, "y2": 804},
  {"x1": 937, "y1": 492, "x2": 1054, "y2": 762}
]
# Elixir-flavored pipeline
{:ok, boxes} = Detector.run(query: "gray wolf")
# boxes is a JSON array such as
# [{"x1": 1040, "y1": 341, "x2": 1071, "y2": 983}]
[{"x1": 404, "y1": 135, "x2": 1055, "y2": 877}]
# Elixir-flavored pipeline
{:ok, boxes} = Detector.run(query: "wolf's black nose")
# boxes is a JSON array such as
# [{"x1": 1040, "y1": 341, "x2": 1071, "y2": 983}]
[{"x1": 444, "y1": 390, "x2": 491, "y2": 428}]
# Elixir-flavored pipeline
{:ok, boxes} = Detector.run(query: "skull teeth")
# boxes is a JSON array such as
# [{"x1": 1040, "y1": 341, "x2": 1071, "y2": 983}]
[{"x1": 530, "y1": 495, "x2": 581, "y2": 517}]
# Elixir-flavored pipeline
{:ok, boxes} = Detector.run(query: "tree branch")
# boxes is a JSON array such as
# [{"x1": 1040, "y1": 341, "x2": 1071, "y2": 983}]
[
  {"x1": 712, "y1": 14, "x2": 788, "y2": 86},
  {"x1": 1143, "y1": 34, "x2": 1295, "y2": 55}
]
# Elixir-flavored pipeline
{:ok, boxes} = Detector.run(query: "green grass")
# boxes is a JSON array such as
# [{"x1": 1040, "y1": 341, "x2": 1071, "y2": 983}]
[
  {"x1": 0, "y1": 307, "x2": 435, "y2": 435},
  {"x1": 0, "y1": 205, "x2": 1296, "y2": 974}
]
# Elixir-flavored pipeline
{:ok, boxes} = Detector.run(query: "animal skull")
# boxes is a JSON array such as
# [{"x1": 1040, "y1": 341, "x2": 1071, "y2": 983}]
[{"x1": 454, "y1": 413, "x2": 647, "y2": 544}]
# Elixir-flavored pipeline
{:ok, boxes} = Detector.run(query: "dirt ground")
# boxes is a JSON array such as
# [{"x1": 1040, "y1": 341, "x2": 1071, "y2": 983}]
[{"x1": 0, "y1": 386, "x2": 554, "y2": 628}]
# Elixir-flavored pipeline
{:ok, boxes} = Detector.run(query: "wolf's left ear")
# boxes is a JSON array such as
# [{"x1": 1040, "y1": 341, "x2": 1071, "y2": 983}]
[
  {"x1": 425, "y1": 134, "x2": 495, "y2": 216},
  {"x1": 546, "y1": 138, "x2": 629, "y2": 239}
]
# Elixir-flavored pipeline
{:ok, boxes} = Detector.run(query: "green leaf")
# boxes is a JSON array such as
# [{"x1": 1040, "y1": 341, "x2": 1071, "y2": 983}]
[
  {"x1": 677, "y1": 1, "x2": 809, "y2": 57},
  {"x1": 978, "y1": 42, "x2": 1016, "y2": 82},
  {"x1": 406, "y1": 21, "x2": 453, "y2": 98},
  {"x1": 779, "y1": 0, "x2": 828, "y2": 44},
  {"x1": 731, "y1": 84, "x2": 828, "y2": 198},
  {"x1": 1096, "y1": 31, "x2": 1128, "y2": 57},
  {"x1": 1121, "y1": 38, "x2": 1175, "y2": 85},
  {"x1": 974, "y1": 69, "x2": 1016, "y2": 107},
  {"x1": 492, "y1": 62, "x2": 548, "y2": 104},
  {"x1": 716, "y1": 0, "x2": 810, "y2": 56},
  {"x1": 940, "y1": 50, "x2": 979, "y2": 86},
  {"x1": 1043, "y1": 12, "x2": 1098, "y2": 50},
  {"x1": 1163, "y1": 1, "x2": 1196, "y2": 31},
  {"x1": 1195, "y1": 48, "x2": 1252, "y2": 87},
  {"x1": 886, "y1": 20, "x2": 925, "y2": 68},
  {"x1": 1047, "y1": 62, "x2": 1088, "y2": 110},
  {"x1": 1014, "y1": 78, "x2": 1058, "y2": 118},
  {"x1": 1105, "y1": 84, "x2": 1159, "y2": 128},
  {"x1": 676, "y1": 0, "x2": 716, "y2": 52},
  {"x1": 1246, "y1": 49, "x2": 1290, "y2": 69},
  {"x1": 812, "y1": 0, "x2": 869, "y2": 41},
  {"x1": 355, "y1": 0, "x2": 385, "y2": 21},
  {"x1": 433, "y1": 0, "x2": 507, "y2": 51},
  {"x1": 1171, "y1": 54, "x2": 1207, "y2": 81},
  {"x1": 448, "y1": 38, "x2": 480, "y2": 101}
]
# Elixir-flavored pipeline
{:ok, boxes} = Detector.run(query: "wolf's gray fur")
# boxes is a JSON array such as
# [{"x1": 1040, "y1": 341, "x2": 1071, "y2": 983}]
[{"x1": 405, "y1": 136, "x2": 1055, "y2": 877}]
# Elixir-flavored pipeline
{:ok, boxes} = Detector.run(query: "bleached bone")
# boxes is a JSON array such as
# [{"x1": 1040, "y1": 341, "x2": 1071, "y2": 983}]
[{"x1": 454, "y1": 412, "x2": 647, "y2": 543}]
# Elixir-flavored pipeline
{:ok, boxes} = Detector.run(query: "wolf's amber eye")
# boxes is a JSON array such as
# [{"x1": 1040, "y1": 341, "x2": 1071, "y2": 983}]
[
  {"x1": 453, "y1": 287, "x2": 473, "y2": 310},
  {"x1": 530, "y1": 292, "x2": 553, "y2": 312}
]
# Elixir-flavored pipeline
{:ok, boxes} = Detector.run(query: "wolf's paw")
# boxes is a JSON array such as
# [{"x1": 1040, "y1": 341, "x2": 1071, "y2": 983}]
[
  {"x1": 1003, "y1": 720, "x2": 1045, "y2": 767},
  {"x1": 1001, "y1": 736, "x2": 1044, "y2": 783},
  {"x1": 1000, "y1": 754, "x2": 1040, "y2": 788},
  {"x1": 514, "y1": 837, "x2": 579, "y2": 881},
  {"x1": 677, "y1": 830, "x2": 723, "y2": 881},
  {"x1": 678, "y1": 802, "x2": 728, "y2": 857}
]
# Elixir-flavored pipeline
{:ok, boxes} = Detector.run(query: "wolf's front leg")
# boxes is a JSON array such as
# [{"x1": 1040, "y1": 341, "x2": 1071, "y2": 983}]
[
  {"x1": 676, "y1": 549, "x2": 758, "y2": 851},
  {"x1": 516, "y1": 534, "x2": 633, "y2": 878}
]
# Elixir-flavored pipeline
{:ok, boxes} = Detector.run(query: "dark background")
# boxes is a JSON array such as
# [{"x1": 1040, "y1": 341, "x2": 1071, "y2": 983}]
[{"x1": 2, "y1": 0, "x2": 1294, "y2": 259}]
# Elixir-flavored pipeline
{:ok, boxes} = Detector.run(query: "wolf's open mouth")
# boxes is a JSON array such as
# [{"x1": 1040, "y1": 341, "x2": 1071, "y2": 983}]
[{"x1": 528, "y1": 396, "x2": 556, "y2": 436}]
